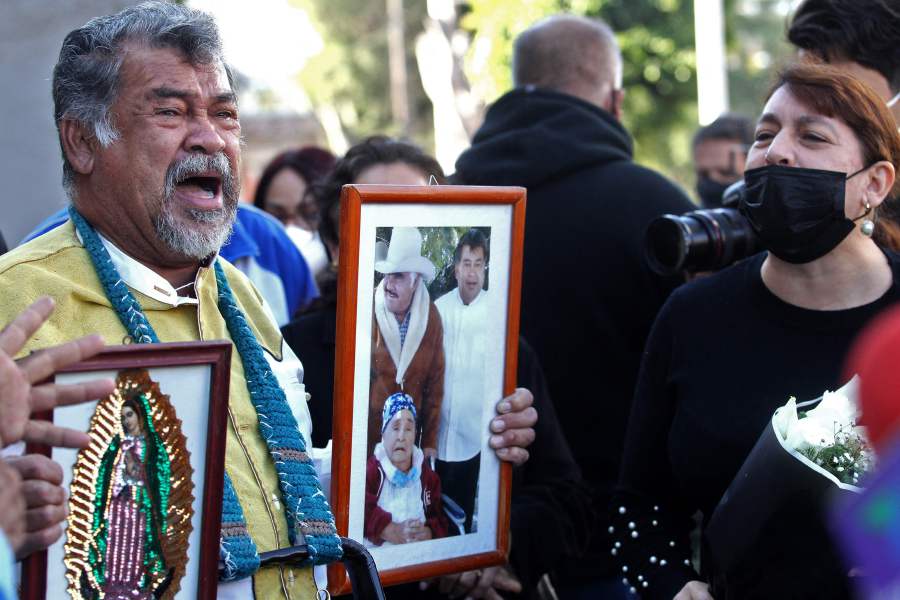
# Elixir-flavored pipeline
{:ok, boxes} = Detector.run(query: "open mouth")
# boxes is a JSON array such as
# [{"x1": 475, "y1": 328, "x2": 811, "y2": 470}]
[{"x1": 177, "y1": 175, "x2": 222, "y2": 198}]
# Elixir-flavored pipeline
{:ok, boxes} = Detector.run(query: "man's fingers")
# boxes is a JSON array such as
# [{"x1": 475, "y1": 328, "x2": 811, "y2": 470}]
[
  {"x1": 21, "y1": 479, "x2": 66, "y2": 507},
  {"x1": 25, "y1": 503, "x2": 67, "y2": 533},
  {"x1": 18, "y1": 334, "x2": 105, "y2": 385},
  {"x1": 0, "y1": 297, "x2": 55, "y2": 357},
  {"x1": 438, "y1": 574, "x2": 461, "y2": 595},
  {"x1": 449, "y1": 570, "x2": 479, "y2": 598},
  {"x1": 491, "y1": 407, "x2": 538, "y2": 433},
  {"x1": 29, "y1": 378, "x2": 115, "y2": 412},
  {"x1": 23, "y1": 420, "x2": 90, "y2": 449},
  {"x1": 496, "y1": 388, "x2": 533, "y2": 414},
  {"x1": 494, "y1": 446, "x2": 529, "y2": 466},
  {"x1": 492, "y1": 570, "x2": 522, "y2": 593},
  {"x1": 15, "y1": 525, "x2": 63, "y2": 560},
  {"x1": 6, "y1": 454, "x2": 65, "y2": 485},
  {"x1": 489, "y1": 426, "x2": 536, "y2": 450}
]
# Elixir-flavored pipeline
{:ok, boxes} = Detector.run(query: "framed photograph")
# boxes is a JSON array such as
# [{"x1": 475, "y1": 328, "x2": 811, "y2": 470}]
[
  {"x1": 330, "y1": 184, "x2": 526, "y2": 592},
  {"x1": 22, "y1": 341, "x2": 232, "y2": 600}
]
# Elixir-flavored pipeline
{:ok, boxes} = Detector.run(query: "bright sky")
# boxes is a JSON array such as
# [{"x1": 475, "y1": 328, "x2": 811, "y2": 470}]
[{"x1": 189, "y1": 0, "x2": 323, "y2": 113}]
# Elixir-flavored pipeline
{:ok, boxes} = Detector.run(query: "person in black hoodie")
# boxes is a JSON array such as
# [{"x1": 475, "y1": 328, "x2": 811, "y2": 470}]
[{"x1": 453, "y1": 14, "x2": 694, "y2": 598}]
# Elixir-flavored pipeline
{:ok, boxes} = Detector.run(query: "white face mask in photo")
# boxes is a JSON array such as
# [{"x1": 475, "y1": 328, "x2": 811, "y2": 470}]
[{"x1": 888, "y1": 90, "x2": 900, "y2": 108}]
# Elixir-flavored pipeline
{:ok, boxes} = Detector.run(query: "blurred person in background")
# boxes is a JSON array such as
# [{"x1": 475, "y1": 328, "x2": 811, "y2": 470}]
[
  {"x1": 453, "y1": 14, "x2": 694, "y2": 598},
  {"x1": 282, "y1": 136, "x2": 589, "y2": 599},
  {"x1": 787, "y1": 0, "x2": 900, "y2": 252},
  {"x1": 692, "y1": 114, "x2": 754, "y2": 208},
  {"x1": 788, "y1": 0, "x2": 900, "y2": 124},
  {"x1": 613, "y1": 62, "x2": 900, "y2": 600},
  {"x1": 253, "y1": 146, "x2": 335, "y2": 275}
]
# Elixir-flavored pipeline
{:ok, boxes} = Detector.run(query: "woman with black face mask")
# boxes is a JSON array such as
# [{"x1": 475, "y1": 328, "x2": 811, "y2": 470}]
[{"x1": 609, "y1": 62, "x2": 900, "y2": 600}]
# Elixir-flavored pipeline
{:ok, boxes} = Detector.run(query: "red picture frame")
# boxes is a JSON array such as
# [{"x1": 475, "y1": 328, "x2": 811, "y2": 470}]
[
  {"x1": 329, "y1": 184, "x2": 526, "y2": 594},
  {"x1": 21, "y1": 341, "x2": 232, "y2": 600}
]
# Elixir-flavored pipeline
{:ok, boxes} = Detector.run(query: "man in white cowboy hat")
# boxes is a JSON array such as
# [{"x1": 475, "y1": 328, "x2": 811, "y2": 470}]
[{"x1": 369, "y1": 227, "x2": 445, "y2": 459}]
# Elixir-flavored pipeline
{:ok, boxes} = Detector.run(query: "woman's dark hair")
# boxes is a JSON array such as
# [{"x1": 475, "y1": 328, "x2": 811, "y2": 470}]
[
  {"x1": 767, "y1": 61, "x2": 900, "y2": 249},
  {"x1": 309, "y1": 136, "x2": 445, "y2": 310},
  {"x1": 313, "y1": 136, "x2": 445, "y2": 252},
  {"x1": 252, "y1": 146, "x2": 336, "y2": 223}
]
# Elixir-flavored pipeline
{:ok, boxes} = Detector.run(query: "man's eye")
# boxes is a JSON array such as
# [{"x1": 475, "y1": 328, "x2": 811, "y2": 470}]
[
  {"x1": 754, "y1": 131, "x2": 773, "y2": 142},
  {"x1": 156, "y1": 108, "x2": 180, "y2": 117}
]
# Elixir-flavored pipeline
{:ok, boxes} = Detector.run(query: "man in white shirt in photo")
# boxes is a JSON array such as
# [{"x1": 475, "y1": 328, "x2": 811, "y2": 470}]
[{"x1": 434, "y1": 229, "x2": 492, "y2": 533}]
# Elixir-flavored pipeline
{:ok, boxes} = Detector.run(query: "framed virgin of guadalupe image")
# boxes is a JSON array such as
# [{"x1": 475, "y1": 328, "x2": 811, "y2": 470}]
[
  {"x1": 330, "y1": 184, "x2": 526, "y2": 593},
  {"x1": 22, "y1": 341, "x2": 232, "y2": 600}
]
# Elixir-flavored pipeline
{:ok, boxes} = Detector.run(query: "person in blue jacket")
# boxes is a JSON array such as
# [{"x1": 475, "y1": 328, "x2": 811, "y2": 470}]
[{"x1": 22, "y1": 202, "x2": 316, "y2": 326}]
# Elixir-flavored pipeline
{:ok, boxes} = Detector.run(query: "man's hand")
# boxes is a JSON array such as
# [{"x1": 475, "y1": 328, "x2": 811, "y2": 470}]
[
  {"x1": 0, "y1": 296, "x2": 113, "y2": 448},
  {"x1": 424, "y1": 447, "x2": 438, "y2": 461},
  {"x1": 0, "y1": 459, "x2": 26, "y2": 553},
  {"x1": 6, "y1": 454, "x2": 67, "y2": 559},
  {"x1": 489, "y1": 387, "x2": 536, "y2": 466},
  {"x1": 429, "y1": 565, "x2": 522, "y2": 599},
  {"x1": 674, "y1": 580, "x2": 714, "y2": 600}
]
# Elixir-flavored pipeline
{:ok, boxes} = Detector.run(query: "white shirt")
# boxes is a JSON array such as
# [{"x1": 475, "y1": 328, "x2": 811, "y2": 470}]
[{"x1": 434, "y1": 287, "x2": 491, "y2": 461}]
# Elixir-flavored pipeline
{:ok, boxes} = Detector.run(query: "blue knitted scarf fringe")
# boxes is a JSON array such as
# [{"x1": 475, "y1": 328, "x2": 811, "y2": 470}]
[{"x1": 69, "y1": 207, "x2": 342, "y2": 581}]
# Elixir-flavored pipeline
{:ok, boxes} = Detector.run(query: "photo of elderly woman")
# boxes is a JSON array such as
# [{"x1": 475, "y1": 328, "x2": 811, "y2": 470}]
[{"x1": 364, "y1": 393, "x2": 449, "y2": 547}]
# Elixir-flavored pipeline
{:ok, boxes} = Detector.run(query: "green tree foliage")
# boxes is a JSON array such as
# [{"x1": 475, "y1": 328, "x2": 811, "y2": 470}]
[
  {"x1": 294, "y1": 0, "x2": 434, "y2": 144},
  {"x1": 725, "y1": 0, "x2": 797, "y2": 119}
]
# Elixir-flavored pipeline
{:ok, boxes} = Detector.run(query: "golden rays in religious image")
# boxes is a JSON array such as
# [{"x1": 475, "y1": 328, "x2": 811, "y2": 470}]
[{"x1": 64, "y1": 369, "x2": 194, "y2": 600}]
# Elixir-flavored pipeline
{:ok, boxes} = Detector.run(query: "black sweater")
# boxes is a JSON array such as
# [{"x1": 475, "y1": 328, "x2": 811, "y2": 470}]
[
  {"x1": 453, "y1": 87, "x2": 694, "y2": 578},
  {"x1": 612, "y1": 251, "x2": 900, "y2": 599}
]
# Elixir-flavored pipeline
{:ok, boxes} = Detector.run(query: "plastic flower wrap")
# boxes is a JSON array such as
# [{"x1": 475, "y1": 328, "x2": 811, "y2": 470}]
[
  {"x1": 772, "y1": 376, "x2": 875, "y2": 488},
  {"x1": 705, "y1": 377, "x2": 868, "y2": 599}
]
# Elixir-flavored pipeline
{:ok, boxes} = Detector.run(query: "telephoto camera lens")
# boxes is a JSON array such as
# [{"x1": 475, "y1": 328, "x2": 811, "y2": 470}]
[{"x1": 644, "y1": 181, "x2": 760, "y2": 275}]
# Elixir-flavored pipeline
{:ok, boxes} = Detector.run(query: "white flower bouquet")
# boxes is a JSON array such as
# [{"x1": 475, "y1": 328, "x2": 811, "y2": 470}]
[
  {"x1": 704, "y1": 378, "x2": 868, "y2": 598},
  {"x1": 772, "y1": 377, "x2": 874, "y2": 489}
]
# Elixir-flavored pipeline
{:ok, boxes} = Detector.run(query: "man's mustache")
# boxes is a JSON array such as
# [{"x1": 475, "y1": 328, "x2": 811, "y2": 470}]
[{"x1": 163, "y1": 152, "x2": 237, "y2": 203}]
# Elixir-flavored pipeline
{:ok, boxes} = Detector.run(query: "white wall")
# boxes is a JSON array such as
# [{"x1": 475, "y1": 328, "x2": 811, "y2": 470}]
[{"x1": 0, "y1": 0, "x2": 133, "y2": 246}]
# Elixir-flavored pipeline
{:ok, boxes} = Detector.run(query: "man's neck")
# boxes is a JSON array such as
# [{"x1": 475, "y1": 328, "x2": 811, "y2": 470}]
[
  {"x1": 393, "y1": 310, "x2": 408, "y2": 324},
  {"x1": 90, "y1": 221, "x2": 202, "y2": 290}
]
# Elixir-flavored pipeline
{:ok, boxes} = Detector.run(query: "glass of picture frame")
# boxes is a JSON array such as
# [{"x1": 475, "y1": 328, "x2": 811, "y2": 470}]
[{"x1": 329, "y1": 183, "x2": 526, "y2": 593}]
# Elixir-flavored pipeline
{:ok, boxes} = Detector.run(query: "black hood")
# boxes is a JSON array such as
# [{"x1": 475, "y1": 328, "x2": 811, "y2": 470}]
[{"x1": 453, "y1": 87, "x2": 633, "y2": 187}]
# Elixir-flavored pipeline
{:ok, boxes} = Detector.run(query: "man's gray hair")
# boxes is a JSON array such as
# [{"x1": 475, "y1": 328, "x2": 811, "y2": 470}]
[
  {"x1": 53, "y1": 1, "x2": 229, "y2": 190},
  {"x1": 513, "y1": 15, "x2": 622, "y2": 93}
]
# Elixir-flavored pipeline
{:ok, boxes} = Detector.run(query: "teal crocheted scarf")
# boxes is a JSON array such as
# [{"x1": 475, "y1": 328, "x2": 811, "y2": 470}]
[{"x1": 69, "y1": 207, "x2": 342, "y2": 580}]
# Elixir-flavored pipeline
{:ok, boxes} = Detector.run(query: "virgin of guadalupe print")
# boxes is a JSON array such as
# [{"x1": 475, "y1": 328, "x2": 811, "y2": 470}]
[{"x1": 64, "y1": 369, "x2": 194, "y2": 600}]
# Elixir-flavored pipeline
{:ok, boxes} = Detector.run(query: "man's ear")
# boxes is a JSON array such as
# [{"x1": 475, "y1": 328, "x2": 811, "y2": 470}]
[
  {"x1": 610, "y1": 88, "x2": 625, "y2": 121},
  {"x1": 59, "y1": 119, "x2": 98, "y2": 176}
]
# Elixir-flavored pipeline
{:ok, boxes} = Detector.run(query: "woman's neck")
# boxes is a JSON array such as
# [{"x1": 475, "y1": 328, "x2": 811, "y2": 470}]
[{"x1": 761, "y1": 235, "x2": 892, "y2": 310}]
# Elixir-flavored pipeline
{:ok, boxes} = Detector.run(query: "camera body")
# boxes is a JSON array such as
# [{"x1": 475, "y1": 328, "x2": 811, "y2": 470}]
[{"x1": 645, "y1": 181, "x2": 760, "y2": 276}]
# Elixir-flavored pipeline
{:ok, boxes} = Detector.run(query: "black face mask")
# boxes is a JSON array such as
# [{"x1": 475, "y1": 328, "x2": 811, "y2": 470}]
[
  {"x1": 697, "y1": 176, "x2": 732, "y2": 208},
  {"x1": 739, "y1": 164, "x2": 868, "y2": 264}
]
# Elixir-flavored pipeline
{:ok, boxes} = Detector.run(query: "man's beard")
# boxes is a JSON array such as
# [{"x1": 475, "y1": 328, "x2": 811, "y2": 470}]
[{"x1": 154, "y1": 153, "x2": 239, "y2": 260}]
